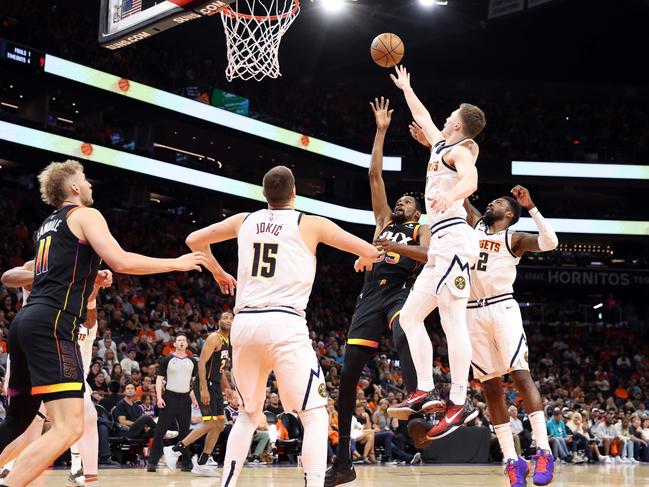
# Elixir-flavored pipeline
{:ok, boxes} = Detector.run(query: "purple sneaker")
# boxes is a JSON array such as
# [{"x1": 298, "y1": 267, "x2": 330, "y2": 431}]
[
  {"x1": 505, "y1": 457, "x2": 530, "y2": 487},
  {"x1": 532, "y1": 449, "x2": 555, "y2": 486}
]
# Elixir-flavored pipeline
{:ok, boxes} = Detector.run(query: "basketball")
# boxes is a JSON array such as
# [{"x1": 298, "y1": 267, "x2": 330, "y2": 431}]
[{"x1": 370, "y1": 33, "x2": 404, "y2": 68}]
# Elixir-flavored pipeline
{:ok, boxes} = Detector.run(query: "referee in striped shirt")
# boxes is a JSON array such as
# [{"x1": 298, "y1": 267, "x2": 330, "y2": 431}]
[{"x1": 147, "y1": 333, "x2": 198, "y2": 472}]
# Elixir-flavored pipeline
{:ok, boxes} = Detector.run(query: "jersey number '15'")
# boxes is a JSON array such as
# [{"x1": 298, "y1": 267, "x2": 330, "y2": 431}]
[{"x1": 252, "y1": 243, "x2": 278, "y2": 278}]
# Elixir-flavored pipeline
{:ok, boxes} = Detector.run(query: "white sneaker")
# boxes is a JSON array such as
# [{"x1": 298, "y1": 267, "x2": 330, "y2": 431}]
[
  {"x1": 621, "y1": 457, "x2": 631, "y2": 464},
  {"x1": 163, "y1": 446, "x2": 182, "y2": 471},
  {"x1": 410, "y1": 452, "x2": 422, "y2": 465},
  {"x1": 164, "y1": 431, "x2": 179, "y2": 440},
  {"x1": 191, "y1": 463, "x2": 220, "y2": 477},
  {"x1": 206, "y1": 457, "x2": 219, "y2": 467},
  {"x1": 630, "y1": 458, "x2": 640, "y2": 464}
]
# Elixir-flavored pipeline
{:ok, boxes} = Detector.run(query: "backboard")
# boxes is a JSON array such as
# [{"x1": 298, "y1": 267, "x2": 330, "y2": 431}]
[{"x1": 99, "y1": 0, "x2": 236, "y2": 50}]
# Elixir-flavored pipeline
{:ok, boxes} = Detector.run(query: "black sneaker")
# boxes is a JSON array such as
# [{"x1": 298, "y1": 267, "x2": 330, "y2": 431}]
[
  {"x1": 407, "y1": 417, "x2": 434, "y2": 449},
  {"x1": 146, "y1": 465, "x2": 157, "y2": 472},
  {"x1": 99, "y1": 457, "x2": 120, "y2": 466},
  {"x1": 387, "y1": 389, "x2": 445, "y2": 421},
  {"x1": 324, "y1": 461, "x2": 356, "y2": 487}
]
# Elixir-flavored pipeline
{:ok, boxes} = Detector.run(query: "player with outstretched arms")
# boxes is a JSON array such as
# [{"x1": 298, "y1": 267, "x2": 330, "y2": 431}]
[
  {"x1": 464, "y1": 185, "x2": 558, "y2": 487},
  {"x1": 184, "y1": 166, "x2": 380, "y2": 487},
  {"x1": 387, "y1": 65, "x2": 487, "y2": 441}
]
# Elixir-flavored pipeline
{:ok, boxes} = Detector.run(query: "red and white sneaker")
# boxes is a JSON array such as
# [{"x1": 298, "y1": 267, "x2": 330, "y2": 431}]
[
  {"x1": 426, "y1": 398, "x2": 478, "y2": 440},
  {"x1": 387, "y1": 389, "x2": 445, "y2": 421}
]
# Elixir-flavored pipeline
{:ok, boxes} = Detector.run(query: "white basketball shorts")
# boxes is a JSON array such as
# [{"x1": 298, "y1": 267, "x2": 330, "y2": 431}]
[
  {"x1": 466, "y1": 297, "x2": 529, "y2": 382},
  {"x1": 230, "y1": 308, "x2": 327, "y2": 414},
  {"x1": 414, "y1": 219, "x2": 480, "y2": 298}
]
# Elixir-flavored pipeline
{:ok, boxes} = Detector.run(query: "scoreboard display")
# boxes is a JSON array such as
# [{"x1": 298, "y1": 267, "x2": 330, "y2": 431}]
[{"x1": 0, "y1": 38, "x2": 45, "y2": 70}]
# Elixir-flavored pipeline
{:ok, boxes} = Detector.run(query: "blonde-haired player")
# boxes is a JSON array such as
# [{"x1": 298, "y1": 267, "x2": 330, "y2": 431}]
[
  {"x1": 388, "y1": 65, "x2": 487, "y2": 440},
  {"x1": 185, "y1": 166, "x2": 380, "y2": 487},
  {"x1": 0, "y1": 159, "x2": 207, "y2": 486},
  {"x1": 464, "y1": 186, "x2": 558, "y2": 487}
]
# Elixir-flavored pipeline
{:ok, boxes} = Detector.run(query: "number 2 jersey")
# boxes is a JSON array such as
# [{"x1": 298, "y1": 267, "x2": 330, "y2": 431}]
[
  {"x1": 234, "y1": 209, "x2": 316, "y2": 317},
  {"x1": 26, "y1": 205, "x2": 100, "y2": 320},
  {"x1": 364, "y1": 220, "x2": 424, "y2": 289},
  {"x1": 205, "y1": 332, "x2": 231, "y2": 384},
  {"x1": 470, "y1": 219, "x2": 520, "y2": 299}
]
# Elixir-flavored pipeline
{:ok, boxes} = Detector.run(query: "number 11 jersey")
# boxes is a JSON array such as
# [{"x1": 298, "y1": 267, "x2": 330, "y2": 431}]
[
  {"x1": 234, "y1": 209, "x2": 316, "y2": 317},
  {"x1": 470, "y1": 220, "x2": 520, "y2": 300}
]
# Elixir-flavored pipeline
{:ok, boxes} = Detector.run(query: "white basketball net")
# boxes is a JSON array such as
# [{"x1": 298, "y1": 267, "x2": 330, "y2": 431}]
[{"x1": 220, "y1": 0, "x2": 300, "y2": 81}]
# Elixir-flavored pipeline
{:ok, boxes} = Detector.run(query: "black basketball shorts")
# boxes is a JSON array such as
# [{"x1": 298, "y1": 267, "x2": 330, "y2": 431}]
[
  {"x1": 8, "y1": 304, "x2": 85, "y2": 400},
  {"x1": 193, "y1": 377, "x2": 224, "y2": 420},
  {"x1": 347, "y1": 283, "x2": 410, "y2": 349}
]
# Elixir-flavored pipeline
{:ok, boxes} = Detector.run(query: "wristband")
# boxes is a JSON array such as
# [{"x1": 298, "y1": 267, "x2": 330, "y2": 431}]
[
  {"x1": 87, "y1": 300, "x2": 97, "y2": 310},
  {"x1": 528, "y1": 207, "x2": 539, "y2": 216}
]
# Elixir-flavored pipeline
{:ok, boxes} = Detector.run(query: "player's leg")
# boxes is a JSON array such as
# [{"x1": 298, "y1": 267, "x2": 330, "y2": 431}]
[
  {"x1": 221, "y1": 314, "x2": 272, "y2": 487},
  {"x1": 192, "y1": 387, "x2": 223, "y2": 476},
  {"x1": 4, "y1": 306, "x2": 86, "y2": 485},
  {"x1": 72, "y1": 391, "x2": 99, "y2": 486},
  {"x1": 272, "y1": 315, "x2": 328, "y2": 487},
  {"x1": 327, "y1": 288, "x2": 381, "y2": 482},
  {"x1": 4, "y1": 397, "x2": 84, "y2": 486},
  {"x1": 391, "y1": 316, "x2": 417, "y2": 394},
  {"x1": 0, "y1": 402, "x2": 45, "y2": 467},
  {"x1": 398, "y1": 285, "x2": 438, "y2": 392},
  {"x1": 0, "y1": 315, "x2": 43, "y2": 458},
  {"x1": 387, "y1": 283, "x2": 441, "y2": 419},
  {"x1": 425, "y1": 286, "x2": 477, "y2": 440}
]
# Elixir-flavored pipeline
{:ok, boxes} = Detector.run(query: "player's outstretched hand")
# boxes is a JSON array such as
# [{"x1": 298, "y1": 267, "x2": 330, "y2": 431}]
[
  {"x1": 212, "y1": 270, "x2": 237, "y2": 296},
  {"x1": 427, "y1": 191, "x2": 454, "y2": 214},
  {"x1": 175, "y1": 251, "x2": 209, "y2": 272},
  {"x1": 511, "y1": 185, "x2": 536, "y2": 210},
  {"x1": 390, "y1": 65, "x2": 411, "y2": 91},
  {"x1": 354, "y1": 256, "x2": 375, "y2": 273},
  {"x1": 370, "y1": 96, "x2": 394, "y2": 131},
  {"x1": 409, "y1": 121, "x2": 431, "y2": 148}
]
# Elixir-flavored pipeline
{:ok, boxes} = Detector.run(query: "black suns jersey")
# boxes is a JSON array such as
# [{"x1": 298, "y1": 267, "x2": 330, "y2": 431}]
[
  {"x1": 364, "y1": 221, "x2": 424, "y2": 288},
  {"x1": 27, "y1": 205, "x2": 100, "y2": 320},
  {"x1": 206, "y1": 332, "x2": 231, "y2": 383}
]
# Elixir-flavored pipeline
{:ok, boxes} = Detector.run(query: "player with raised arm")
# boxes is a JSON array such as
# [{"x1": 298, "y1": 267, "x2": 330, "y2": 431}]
[
  {"x1": 464, "y1": 185, "x2": 558, "y2": 487},
  {"x1": 325, "y1": 97, "x2": 429, "y2": 486},
  {"x1": 387, "y1": 66, "x2": 487, "y2": 441},
  {"x1": 0, "y1": 160, "x2": 207, "y2": 487},
  {"x1": 184, "y1": 166, "x2": 380, "y2": 487}
]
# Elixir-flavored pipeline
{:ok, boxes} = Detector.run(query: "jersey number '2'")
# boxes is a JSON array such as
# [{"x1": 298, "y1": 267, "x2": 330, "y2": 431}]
[{"x1": 252, "y1": 243, "x2": 278, "y2": 278}]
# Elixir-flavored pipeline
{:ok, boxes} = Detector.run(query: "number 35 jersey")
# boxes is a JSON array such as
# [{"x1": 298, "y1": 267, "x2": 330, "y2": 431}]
[
  {"x1": 364, "y1": 221, "x2": 423, "y2": 289},
  {"x1": 470, "y1": 219, "x2": 520, "y2": 300},
  {"x1": 234, "y1": 209, "x2": 316, "y2": 317}
]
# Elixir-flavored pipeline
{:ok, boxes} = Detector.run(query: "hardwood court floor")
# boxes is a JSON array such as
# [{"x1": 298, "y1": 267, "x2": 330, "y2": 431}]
[{"x1": 31, "y1": 463, "x2": 649, "y2": 486}]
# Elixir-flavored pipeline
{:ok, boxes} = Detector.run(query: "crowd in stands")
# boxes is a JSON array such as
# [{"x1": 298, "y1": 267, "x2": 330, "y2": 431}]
[{"x1": 1, "y1": 187, "x2": 649, "y2": 467}]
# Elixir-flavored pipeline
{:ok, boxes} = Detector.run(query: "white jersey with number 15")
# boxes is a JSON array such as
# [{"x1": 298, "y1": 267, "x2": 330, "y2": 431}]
[{"x1": 234, "y1": 209, "x2": 316, "y2": 316}]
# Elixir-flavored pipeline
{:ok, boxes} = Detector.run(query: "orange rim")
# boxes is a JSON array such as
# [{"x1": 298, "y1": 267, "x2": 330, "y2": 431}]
[{"x1": 222, "y1": 0, "x2": 299, "y2": 21}]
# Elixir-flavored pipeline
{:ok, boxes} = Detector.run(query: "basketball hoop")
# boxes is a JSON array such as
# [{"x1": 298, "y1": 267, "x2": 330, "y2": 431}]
[{"x1": 221, "y1": 0, "x2": 300, "y2": 81}]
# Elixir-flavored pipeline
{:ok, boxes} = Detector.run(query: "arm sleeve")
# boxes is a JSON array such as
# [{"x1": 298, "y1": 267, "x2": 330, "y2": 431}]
[
  {"x1": 529, "y1": 208, "x2": 559, "y2": 251},
  {"x1": 158, "y1": 355, "x2": 171, "y2": 377}
]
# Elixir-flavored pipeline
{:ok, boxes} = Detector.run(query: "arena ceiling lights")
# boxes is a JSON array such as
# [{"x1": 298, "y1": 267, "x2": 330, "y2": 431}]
[
  {"x1": 512, "y1": 161, "x2": 649, "y2": 180},
  {"x1": 43, "y1": 55, "x2": 402, "y2": 172},
  {"x1": 2, "y1": 121, "x2": 648, "y2": 236}
]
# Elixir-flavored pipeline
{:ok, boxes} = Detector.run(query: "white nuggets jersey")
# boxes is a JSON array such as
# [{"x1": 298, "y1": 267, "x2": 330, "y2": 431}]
[
  {"x1": 470, "y1": 220, "x2": 520, "y2": 299},
  {"x1": 426, "y1": 139, "x2": 476, "y2": 225},
  {"x1": 79, "y1": 321, "x2": 98, "y2": 377},
  {"x1": 235, "y1": 209, "x2": 316, "y2": 316}
]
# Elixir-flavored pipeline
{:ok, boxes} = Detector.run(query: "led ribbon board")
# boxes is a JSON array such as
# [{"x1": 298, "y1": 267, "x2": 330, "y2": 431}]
[
  {"x1": 512, "y1": 161, "x2": 649, "y2": 180},
  {"x1": 43, "y1": 55, "x2": 402, "y2": 171},
  {"x1": 1, "y1": 121, "x2": 648, "y2": 235}
]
